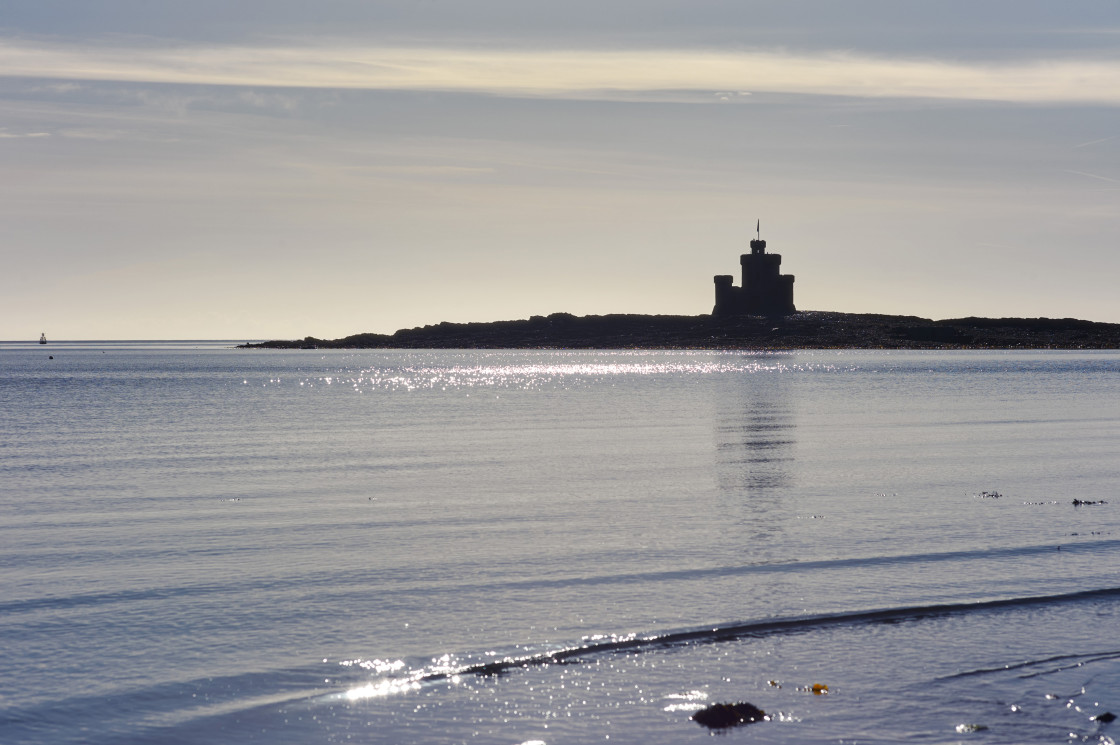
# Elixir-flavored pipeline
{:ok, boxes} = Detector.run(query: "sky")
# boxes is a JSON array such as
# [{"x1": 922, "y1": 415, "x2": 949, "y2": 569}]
[{"x1": 2, "y1": 1, "x2": 1118, "y2": 340}]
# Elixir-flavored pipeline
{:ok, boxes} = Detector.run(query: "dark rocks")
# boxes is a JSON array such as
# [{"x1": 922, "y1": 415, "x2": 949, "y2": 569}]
[
  {"x1": 691, "y1": 701, "x2": 767, "y2": 729},
  {"x1": 1072, "y1": 499, "x2": 1108, "y2": 506},
  {"x1": 1093, "y1": 711, "x2": 1116, "y2": 723},
  {"x1": 239, "y1": 311, "x2": 1120, "y2": 350},
  {"x1": 898, "y1": 326, "x2": 972, "y2": 343}
]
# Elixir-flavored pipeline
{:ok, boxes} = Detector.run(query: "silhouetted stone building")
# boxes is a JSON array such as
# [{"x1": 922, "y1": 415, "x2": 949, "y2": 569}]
[{"x1": 713, "y1": 234, "x2": 795, "y2": 316}]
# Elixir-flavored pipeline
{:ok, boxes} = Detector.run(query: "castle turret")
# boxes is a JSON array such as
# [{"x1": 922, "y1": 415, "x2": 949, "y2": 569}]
[{"x1": 713, "y1": 274, "x2": 736, "y2": 315}]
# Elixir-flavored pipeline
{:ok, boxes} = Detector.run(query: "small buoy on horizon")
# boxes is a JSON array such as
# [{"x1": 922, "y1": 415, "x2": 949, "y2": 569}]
[{"x1": 48, "y1": 355, "x2": 53, "y2": 359}]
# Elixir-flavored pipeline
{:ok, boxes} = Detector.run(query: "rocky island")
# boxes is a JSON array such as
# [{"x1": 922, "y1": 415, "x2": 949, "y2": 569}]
[
  {"x1": 243, "y1": 231, "x2": 1120, "y2": 350},
  {"x1": 240, "y1": 311, "x2": 1120, "y2": 350}
]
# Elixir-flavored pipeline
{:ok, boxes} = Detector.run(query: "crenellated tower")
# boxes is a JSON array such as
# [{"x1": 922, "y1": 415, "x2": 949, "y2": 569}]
[{"x1": 713, "y1": 225, "x2": 795, "y2": 316}]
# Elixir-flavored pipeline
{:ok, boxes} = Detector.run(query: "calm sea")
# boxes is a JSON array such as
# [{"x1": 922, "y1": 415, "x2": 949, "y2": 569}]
[{"x1": 1, "y1": 344, "x2": 1118, "y2": 744}]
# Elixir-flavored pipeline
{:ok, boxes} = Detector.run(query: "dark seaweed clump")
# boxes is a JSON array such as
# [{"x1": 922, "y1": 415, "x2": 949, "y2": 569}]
[{"x1": 692, "y1": 701, "x2": 767, "y2": 729}]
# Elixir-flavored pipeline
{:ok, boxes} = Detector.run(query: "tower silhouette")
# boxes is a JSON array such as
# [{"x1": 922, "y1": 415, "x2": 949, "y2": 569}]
[{"x1": 712, "y1": 223, "x2": 795, "y2": 316}]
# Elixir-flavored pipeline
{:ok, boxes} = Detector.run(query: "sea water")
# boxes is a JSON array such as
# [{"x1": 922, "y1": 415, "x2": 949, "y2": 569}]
[{"x1": 1, "y1": 344, "x2": 1118, "y2": 744}]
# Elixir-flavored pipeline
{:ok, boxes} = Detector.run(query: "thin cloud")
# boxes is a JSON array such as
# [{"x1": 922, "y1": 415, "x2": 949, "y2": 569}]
[
  {"x1": 0, "y1": 129, "x2": 50, "y2": 138},
  {"x1": 1, "y1": 40, "x2": 1119, "y2": 104},
  {"x1": 1063, "y1": 169, "x2": 1120, "y2": 184},
  {"x1": 1073, "y1": 134, "x2": 1120, "y2": 148}
]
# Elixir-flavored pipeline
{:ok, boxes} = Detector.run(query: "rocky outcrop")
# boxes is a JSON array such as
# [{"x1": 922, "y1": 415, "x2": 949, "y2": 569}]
[{"x1": 240, "y1": 312, "x2": 1120, "y2": 350}]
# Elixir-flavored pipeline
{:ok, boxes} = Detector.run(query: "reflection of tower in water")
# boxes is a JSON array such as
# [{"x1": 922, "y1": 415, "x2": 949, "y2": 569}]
[
  {"x1": 716, "y1": 399, "x2": 794, "y2": 490},
  {"x1": 712, "y1": 362, "x2": 801, "y2": 566},
  {"x1": 713, "y1": 363, "x2": 796, "y2": 540}
]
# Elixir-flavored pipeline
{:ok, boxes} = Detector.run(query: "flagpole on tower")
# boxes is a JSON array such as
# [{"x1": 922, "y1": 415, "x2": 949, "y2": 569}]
[{"x1": 756, "y1": 219, "x2": 760, "y2": 241}]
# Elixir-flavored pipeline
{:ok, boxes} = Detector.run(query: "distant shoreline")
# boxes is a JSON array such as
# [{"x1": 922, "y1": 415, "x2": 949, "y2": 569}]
[{"x1": 238, "y1": 311, "x2": 1120, "y2": 350}]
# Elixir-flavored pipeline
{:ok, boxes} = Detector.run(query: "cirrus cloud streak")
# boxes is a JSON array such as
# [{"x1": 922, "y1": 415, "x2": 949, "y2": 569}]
[{"x1": 2, "y1": 40, "x2": 1119, "y2": 104}]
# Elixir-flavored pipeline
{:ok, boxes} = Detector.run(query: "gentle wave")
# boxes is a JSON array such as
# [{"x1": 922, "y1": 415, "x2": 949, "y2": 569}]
[
  {"x1": 4, "y1": 538, "x2": 1118, "y2": 617},
  {"x1": 306, "y1": 585, "x2": 1120, "y2": 712},
  {"x1": 938, "y1": 649, "x2": 1120, "y2": 681},
  {"x1": 409, "y1": 586, "x2": 1120, "y2": 683},
  {"x1": 13, "y1": 587, "x2": 1117, "y2": 737}
]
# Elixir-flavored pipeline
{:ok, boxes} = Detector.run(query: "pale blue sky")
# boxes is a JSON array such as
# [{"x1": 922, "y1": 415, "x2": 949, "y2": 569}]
[{"x1": 2, "y1": 1, "x2": 1118, "y2": 339}]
